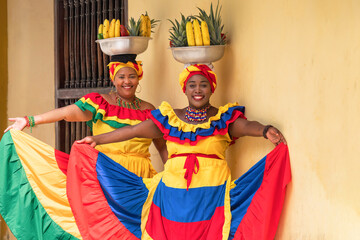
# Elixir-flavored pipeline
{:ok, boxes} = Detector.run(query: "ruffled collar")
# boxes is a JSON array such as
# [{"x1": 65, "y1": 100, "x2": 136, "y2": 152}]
[
  {"x1": 157, "y1": 101, "x2": 242, "y2": 132},
  {"x1": 82, "y1": 92, "x2": 152, "y2": 121},
  {"x1": 149, "y1": 101, "x2": 246, "y2": 145}
]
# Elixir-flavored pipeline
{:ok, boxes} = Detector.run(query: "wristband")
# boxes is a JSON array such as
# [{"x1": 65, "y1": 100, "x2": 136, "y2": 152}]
[
  {"x1": 28, "y1": 116, "x2": 36, "y2": 127},
  {"x1": 263, "y1": 125, "x2": 273, "y2": 139},
  {"x1": 24, "y1": 116, "x2": 35, "y2": 132}
]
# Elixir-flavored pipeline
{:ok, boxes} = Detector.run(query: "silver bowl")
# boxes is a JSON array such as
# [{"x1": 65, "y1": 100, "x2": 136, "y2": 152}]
[
  {"x1": 96, "y1": 36, "x2": 152, "y2": 56},
  {"x1": 170, "y1": 45, "x2": 225, "y2": 64}
]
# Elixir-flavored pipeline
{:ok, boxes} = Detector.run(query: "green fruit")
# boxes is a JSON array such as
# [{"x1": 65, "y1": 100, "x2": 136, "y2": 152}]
[{"x1": 97, "y1": 33, "x2": 104, "y2": 39}]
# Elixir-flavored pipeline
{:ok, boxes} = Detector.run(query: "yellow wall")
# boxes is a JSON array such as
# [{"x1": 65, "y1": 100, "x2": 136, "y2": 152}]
[
  {"x1": 129, "y1": 0, "x2": 360, "y2": 239},
  {"x1": 5, "y1": 0, "x2": 360, "y2": 239},
  {"x1": 0, "y1": 0, "x2": 7, "y2": 134},
  {"x1": 7, "y1": 0, "x2": 55, "y2": 145}
]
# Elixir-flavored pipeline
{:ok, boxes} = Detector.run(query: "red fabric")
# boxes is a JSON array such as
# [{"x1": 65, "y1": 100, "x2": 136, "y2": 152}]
[
  {"x1": 171, "y1": 153, "x2": 221, "y2": 190},
  {"x1": 146, "y1": 203, "x2": 225, "y2": 240},
  {"x1": 233, "y1": 143, "x2": 291, "y2": 240},
  {"x1": 66, "y1": 143, "x2": 138, "y2": 240},
  {"x1": 149, "y1": 110, "x2": 245, "y2": 146},
  {"x1": 82, "y1": 93, "x2": 151, "y2": 121},
  {"x1": 54, "y1": 149, "x2": 70, "y2": 175}
]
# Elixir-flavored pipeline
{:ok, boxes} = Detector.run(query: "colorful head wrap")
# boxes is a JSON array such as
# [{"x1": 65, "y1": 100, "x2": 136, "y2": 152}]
[
  {"x1": 108, "y1": 54, "x2": 143, "y2": 81},
  {"x1": 179, "y1": 64, "x2": 217, "y2": 93}
]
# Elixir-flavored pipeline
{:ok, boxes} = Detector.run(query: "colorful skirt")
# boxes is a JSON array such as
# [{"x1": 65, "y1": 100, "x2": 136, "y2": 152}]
[
  {"x1": 0, "y1": 130, "x2": 291, "y2": 240},
  {"x1": 67, "y1": 142, "x2": 291, "y2": 239}
]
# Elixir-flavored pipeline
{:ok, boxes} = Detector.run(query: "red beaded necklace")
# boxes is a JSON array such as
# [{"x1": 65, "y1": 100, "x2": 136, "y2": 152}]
[{"x1": 185, "y1": 105, "x2": 211, "y2": 122}]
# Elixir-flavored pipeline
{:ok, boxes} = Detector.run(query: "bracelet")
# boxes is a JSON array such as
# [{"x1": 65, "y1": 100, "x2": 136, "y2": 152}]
[
  {"x1": 28, "y1": 116, "x2": 36, "y2": 127},
  {"x1": 24, "y1": 116, "x2": 35, "y2": 132},
  {"x1": 263, "y1": 125, "x2": 273, "y2": 139}
]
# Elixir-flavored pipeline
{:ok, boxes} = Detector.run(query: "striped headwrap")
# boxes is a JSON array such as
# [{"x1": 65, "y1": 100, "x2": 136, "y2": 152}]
[
  {"x1": 108, "y1": 61, "x2": 143, "y2": 81},
  {"x1": 179, "y1": 64, "x2": 217, "y2": 93}
]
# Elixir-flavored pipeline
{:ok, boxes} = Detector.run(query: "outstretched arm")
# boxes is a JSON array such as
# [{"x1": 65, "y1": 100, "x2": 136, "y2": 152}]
[
  {"x1": 229, "y1": 117, "x2": 287, "y2": 146},
  {"x1": 4, "y1": 104, "x2": 92, "y2": 132},
  {"x1": 77, "y1": 119, "x2": 163, "y2": 147}
]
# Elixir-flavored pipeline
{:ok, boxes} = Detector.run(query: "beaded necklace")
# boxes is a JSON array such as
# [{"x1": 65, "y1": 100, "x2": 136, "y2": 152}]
[
  {"x1": 115, "y1": 93, "x2": 142, "y2": 110},
  {"x1": 185, "y1": 105, "x2": 211, "y2": 122}
]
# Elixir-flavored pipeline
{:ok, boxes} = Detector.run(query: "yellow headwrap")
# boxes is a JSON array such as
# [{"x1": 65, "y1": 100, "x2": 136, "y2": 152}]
[
  {"x1": 178, "y1": 64, "x2": 217, "y2": 93},
  {"x1": 108, "y1": 61, "x2": 143, "y2": 81}
]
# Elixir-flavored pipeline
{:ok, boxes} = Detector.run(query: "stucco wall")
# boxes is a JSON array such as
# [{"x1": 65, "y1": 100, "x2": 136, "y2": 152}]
[
  {"x1": 4, "y1": 0, "x2": 360, "y2": 239},
  {"x1": 0, "y1": 0, "x2": 7, "y2": 134},
  {"x1": 129, "y1": 0, "x2": 360, "y2": 239},
  {"x1": 7, "y1": 0, "x2": 55, "y2": 145}
]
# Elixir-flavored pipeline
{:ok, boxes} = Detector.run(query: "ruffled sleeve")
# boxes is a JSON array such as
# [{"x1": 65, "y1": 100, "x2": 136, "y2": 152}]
[
  {"x1": 75, "y1": 93, "x2": 151, "y2": 130},
  {"x1": 148, "y1": 101, "x2": 246, "y2": 145}
]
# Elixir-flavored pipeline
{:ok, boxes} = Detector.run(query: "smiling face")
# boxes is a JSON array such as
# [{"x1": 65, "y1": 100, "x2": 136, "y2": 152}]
[
  {"x1": 113, "y1": 67, "x2": 139, "y2": 100},
  {"x1": 185, "y1": 74, "x2": 212, "y2": 109}
]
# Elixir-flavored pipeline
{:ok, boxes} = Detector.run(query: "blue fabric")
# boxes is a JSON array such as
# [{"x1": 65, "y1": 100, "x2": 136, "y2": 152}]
[
  {"x1": 96, "y1": 152, "x2": 149, "y2": 239},
  {"x1": 152, "y1": 180, "x2": 226, "y2": 223},
  {"x1": 151, "y1": 106, "x2": 245, "y2": 142},
  {"x1": 228, "y1": 156, "x2": 267, "y2": 240}
]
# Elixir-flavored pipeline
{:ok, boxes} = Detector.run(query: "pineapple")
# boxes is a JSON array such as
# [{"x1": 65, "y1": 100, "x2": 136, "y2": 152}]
[
  {"x1": 127, "y1": 17, "x2": 141, "y2": 36},
  {"x1": 128, "y1": 14, "x2": 160, "y2": 37},
  {"x1": 150, "y1": 18, "x2": 160, "y2": 36},
  {"x1": 197, "y1": 1, "x2": 226, "y2": 45},
  {"x1": 168, "y1": 13, "x2": 191, "y2": 47}
]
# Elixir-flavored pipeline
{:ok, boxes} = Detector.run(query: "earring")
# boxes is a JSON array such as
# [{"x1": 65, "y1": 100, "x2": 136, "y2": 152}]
[
  {"x1": 136, "y1": 83, "x2": 142, "y2": 93},
  {"x1": 110, "y1": 85, "x2": 116, "y2": 94}
]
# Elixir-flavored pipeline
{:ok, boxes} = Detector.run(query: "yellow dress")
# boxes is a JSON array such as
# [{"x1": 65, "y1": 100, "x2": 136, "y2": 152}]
[
  {"x1": 75, "y1": 92, "x2": 157, "y2": 177},
  {"x1": 64, "y1": 101, "x2": 291, "y2": 240}
]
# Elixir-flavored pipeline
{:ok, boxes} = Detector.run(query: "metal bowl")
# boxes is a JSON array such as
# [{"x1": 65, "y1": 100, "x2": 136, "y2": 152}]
[
  {"x1": 170, "y1": 45, "x2": 225, "y2": 64},
  {"x1": 96, "y1": 36, "x2": 152, "y2": 56}
]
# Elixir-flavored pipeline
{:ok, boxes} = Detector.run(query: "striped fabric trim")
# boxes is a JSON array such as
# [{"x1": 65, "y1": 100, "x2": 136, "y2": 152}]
[{"x1": 75, "y1": 93, "x2": 150, "y2": 130}]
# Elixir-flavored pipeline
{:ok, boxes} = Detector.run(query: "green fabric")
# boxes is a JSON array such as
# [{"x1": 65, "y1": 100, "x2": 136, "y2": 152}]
[
  {"x1": 0, "y1": 131, "x2": 79, "y2": 240},
  {"x1": 75, "y1": 99, "x2": 129, "y2": 130}
]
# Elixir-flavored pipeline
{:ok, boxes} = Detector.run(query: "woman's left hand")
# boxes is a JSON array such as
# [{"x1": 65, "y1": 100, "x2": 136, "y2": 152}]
[
  {"x1": 266, "y1": 127, "x2": 287, "y2": 146},
  {"x1": 76, "y1": 136, "x2": 98, "y2": 148}
]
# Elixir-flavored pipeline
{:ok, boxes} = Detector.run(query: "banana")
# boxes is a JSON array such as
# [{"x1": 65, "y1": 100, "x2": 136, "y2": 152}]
[
  {"x1": 109, "y1": 19, "x2": 116, "y2": 38},
  {"x1": 186, "y1": 21, "x2": 195, "y2": 46},
  {"x1": 145, "y1": 15, "x2": 151, "y2": 37},
  {"x1": 140, "y1": 14, "x2": 148, "y2": 37},
  {"x1": 201, "y1": 21, "x2": 210, "y2": 46},
  {"x1": 115, "y1": 19, "x2": 121, "y2": 37},
  {"x1": 97, "y1": 23, "x2": 103, "y2": 39},
  {"x1": 103, "y1": 19, "x2": 110, "y2": 39},
  {"x1": 193, "y1": 19, "x2": 203, "y2": 46}
]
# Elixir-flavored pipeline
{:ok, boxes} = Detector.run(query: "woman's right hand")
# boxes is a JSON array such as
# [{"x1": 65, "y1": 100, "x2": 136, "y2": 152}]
[
  {"x1": 4, "y1": 117, "x2": 27, "y2": 133},
  {"x1": 76, "y1": 136, "x2": 98, "y2": 148}
]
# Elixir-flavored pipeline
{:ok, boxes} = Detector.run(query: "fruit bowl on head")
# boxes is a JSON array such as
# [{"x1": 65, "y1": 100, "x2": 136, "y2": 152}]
[
  {"x1": 170, "y1": 45, "x2": 225, "y2": 64},
  {"x1": 96, "y1": 36, "x2": 152, "y2": 56}
]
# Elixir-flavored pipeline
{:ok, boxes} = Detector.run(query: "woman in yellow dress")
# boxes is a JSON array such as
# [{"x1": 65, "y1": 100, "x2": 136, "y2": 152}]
[
  {"x1": 0, "y1": 54, "x2": 167, "y2": 239},
  {"x1": 73, "y1": 64, "x2": 291, "y2": 240}
]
